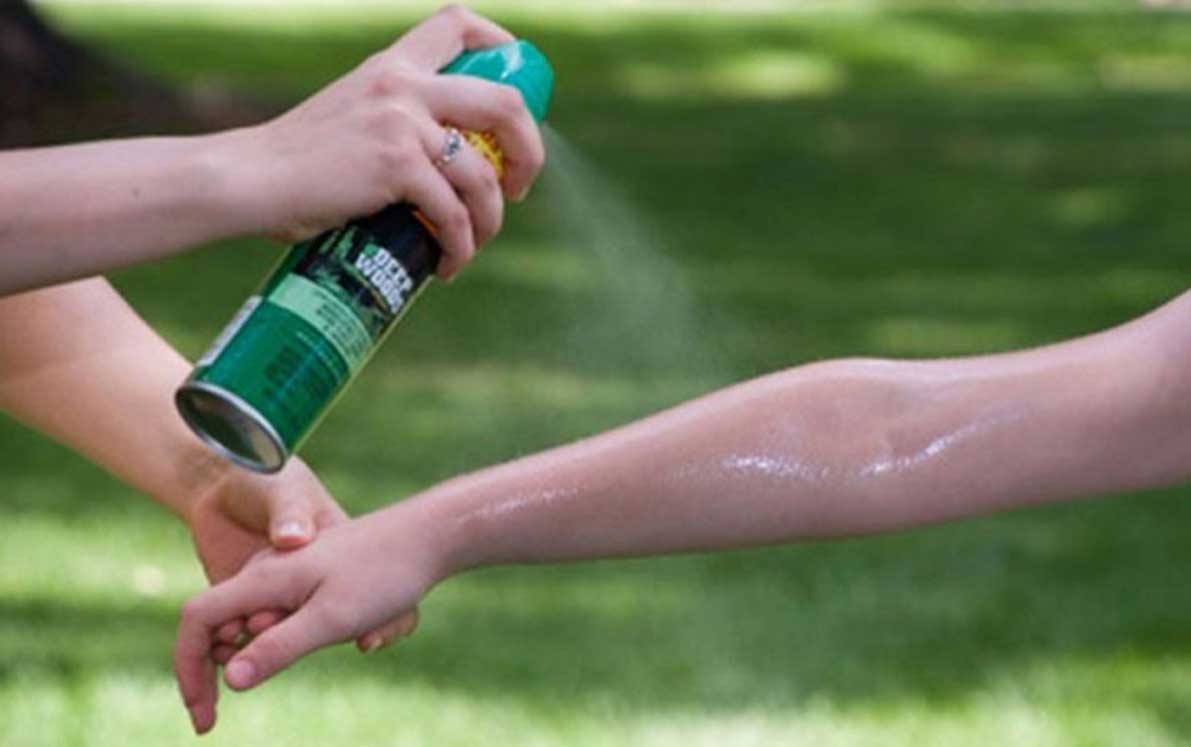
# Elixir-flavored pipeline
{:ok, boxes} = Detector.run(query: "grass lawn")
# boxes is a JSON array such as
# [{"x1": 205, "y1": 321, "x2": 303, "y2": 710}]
[{"x1": 3, "y1": 1, "x2": 1191, "y2": 744}]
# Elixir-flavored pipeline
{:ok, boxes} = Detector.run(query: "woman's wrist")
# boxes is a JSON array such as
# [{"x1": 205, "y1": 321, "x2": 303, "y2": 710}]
[
  {"x1": 190, "y1": 126, "x2": 277, "y2": 241},
  {"x1": 151, "y1": 431, "x2": 237, "y2": 523}
]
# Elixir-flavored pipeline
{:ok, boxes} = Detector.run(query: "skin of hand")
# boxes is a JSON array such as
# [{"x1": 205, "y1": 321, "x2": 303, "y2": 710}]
[
  {"x1": 0, "y1": 278, "x2": 416, "y2": 653},
  {"x1": 176, "y1": 289, "x2": 1191, "y2": 734},
  {"x1": 215, "y1": 4, "x2": 545, "y2": 279},
  {"x1": 0, "y1": 4, "x2": 546, "y2": 294},
  {"x1": 185, "y1": 456, "x2": 420, "y2": 661},
  {"x1": 177, "y1": 501, "x2": 443, "y2": 734}
]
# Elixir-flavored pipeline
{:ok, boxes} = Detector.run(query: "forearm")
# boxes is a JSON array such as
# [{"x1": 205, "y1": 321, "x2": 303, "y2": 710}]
[
  {"x1": 407, "y1": 292, "x2": 1191, "y2": 571},
  {"x1": 0, "y1": 133, "x2": 259, "y2": 295},
  {"x1": 0, "y1": 278, "x2": 230, "y2": 515}
]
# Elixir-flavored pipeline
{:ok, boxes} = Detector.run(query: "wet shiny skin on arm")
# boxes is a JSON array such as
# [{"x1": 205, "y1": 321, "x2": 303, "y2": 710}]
[
  {"x1": 428, "y1": 289, "x2": 1191, "y2": 567},
  {"x1": 173, "y1": 290, "x2": 1191, "y2": 731}
]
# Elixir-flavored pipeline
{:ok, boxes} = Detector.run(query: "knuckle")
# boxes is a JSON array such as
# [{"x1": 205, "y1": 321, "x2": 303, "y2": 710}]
[
  {"x1": 437, "y1": 3, "x2": 473, "y2": 24},
  {"x1": 252, "y1": 632, "x2": 297, "y2": 666},
  {"x1": 179, "y1": 598, "x2": 205, "y2": 624},
  {"x1": 247, "y1": 563, "x2": 281, "y2": 594},
  {"x1": 252, "y1": 556, "x2": 309, "y2": 601},
  {"x1": 377, "y1": 139, "x2": 421, "y2": 175},
  {"x1": 478, "y1": 164, "x2": 501, "y2": 193},
  {"x1": 368, "y1": 68, "x2": 416, "y2": 99},
  {"x1": 513, "y1": 136, "x2": 546, "y2": 178},
  {"x1": 493, "y1": 86, "x2": 525, "y2": 118},
  {"x1": 311, "y1": 599, "x2": 357, "y2": 640},
  {"x1": 455, "y1": 240, "x2": 477, "y2": 264},
  {"x1": 360, "y1": 50, "x2": 386, "y2": 70},
  {"x1": 477, "y1": 213, "x2": 502, "y2": 247},
  {"x1": 445, "y1": 206, "x2": 473, "y2": 236},
  {"x1": 509, "y1": 154, "x2": 544, "y2": 196},
  {"x1": 371, "y1": 102, "x2": 419, "y2": 135}
]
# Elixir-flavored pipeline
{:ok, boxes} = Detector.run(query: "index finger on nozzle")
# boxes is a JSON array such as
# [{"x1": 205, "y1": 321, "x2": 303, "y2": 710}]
[{"x1": 386, "y1": 5, "x2": 515, "y2": 73}]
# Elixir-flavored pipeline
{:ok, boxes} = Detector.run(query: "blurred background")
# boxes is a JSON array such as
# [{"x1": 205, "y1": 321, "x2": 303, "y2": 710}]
[{"x1": 2, "y1": 0, "x2": 1191, "y2": 744}]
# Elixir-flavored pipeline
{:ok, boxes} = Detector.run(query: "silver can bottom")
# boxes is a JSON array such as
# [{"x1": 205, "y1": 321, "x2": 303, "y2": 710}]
[{"x1": 175, "y1": 381, "x2": 288, "y2": 474}]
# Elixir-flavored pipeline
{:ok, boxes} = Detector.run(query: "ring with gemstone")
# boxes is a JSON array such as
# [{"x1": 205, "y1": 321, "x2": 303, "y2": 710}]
[{"x1": 434, "y1": 126, "x2": 465, "y2": 170}]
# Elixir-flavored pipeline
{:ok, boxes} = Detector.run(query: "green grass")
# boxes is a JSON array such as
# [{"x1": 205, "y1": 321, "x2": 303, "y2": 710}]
[{"x1": 3, "y1": 1, "x2": 1191, "y2": 744}]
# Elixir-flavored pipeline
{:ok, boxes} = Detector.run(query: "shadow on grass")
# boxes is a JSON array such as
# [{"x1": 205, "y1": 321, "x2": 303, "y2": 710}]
[{"x1": 2, "y1": 489, "x2": 1190, "y2": 733}]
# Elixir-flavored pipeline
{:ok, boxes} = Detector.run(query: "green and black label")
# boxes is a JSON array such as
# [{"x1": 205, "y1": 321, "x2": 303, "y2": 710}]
[
  {"x1": 274, "y1": 225, "x2": 412, "y2": 373},
  {"x1": 183, "y1": 204, "x2": 441, "y2": 465}
]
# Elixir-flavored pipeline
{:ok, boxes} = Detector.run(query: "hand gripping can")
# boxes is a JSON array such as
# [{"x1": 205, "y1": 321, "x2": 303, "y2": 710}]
[{"x1": 176, "y1": 40, "x2": 554, "y2": 473}]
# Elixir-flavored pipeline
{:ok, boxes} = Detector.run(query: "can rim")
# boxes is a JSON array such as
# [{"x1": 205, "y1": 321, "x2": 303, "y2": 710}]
[{"x1": 175, "y1": 381, "x2": 288, "y2": 474}]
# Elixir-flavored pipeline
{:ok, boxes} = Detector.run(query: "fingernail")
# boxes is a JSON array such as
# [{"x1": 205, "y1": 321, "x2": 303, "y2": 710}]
[
  {"x1": 225, "y1": 659, "x2": 256, "y2": 690},
  {"x1": 364, "y1": 636, "x2": 384, "y2": 654},
  {"x1": 277, "y1": 521, "x2": 307, "y2": 541},
  {"x1": 513, "y1": 185, "x2": 531, "y2": 203}
]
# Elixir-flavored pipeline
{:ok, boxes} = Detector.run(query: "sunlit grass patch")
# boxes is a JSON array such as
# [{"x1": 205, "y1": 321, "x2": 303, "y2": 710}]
[
  {"x1": 620, "y1": 51, "x2": 846, "y2": 100},
  {"x1": 865, "y1": 316, "x2": 1027, "y2": 355}
]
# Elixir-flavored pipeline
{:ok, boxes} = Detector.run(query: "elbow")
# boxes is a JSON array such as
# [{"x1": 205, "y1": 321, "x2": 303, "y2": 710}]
[{"x1": 765, "y1": 356, "x2": 928, "y2": 477}]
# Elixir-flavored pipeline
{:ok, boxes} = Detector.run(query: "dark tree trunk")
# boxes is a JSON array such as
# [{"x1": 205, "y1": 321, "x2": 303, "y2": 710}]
[{"x1": 0, "y1": 0, "x2": 264, "y2": 147}]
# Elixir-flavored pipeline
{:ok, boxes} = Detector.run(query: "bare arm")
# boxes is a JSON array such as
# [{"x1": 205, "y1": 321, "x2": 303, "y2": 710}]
[
  {"x1": 0, "y1": 277, "x2": 418, "y2": 648},
  {"x1": 0, "y1": 5, "x2": 544, "y2": 295},
  {"x1": 0, "y1": 277, "x2": 353, "y2": 543},
  {"x1": 0, "y1": 136, "x2": 248, "y2": 295},
  {"x1": 0, "y1": 277, "x2": 229, "y2": 508},
  {"x1": 176, "y1": 290, "x2": 1191, "y2": 730},
  {"x1": 426, "y1": 289, "x2": 1191, "y2": 565}
]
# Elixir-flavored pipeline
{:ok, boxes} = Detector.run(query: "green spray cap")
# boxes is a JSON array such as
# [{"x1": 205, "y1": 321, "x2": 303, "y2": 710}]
[{"x1": 441, "y1": 40, "x2": 554, "y2": 123}]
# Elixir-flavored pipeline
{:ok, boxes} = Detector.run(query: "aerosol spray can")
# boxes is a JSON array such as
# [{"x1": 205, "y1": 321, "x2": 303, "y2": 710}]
[{"x1": 176, "y1": 40, "x2": 553, "y2": 473}]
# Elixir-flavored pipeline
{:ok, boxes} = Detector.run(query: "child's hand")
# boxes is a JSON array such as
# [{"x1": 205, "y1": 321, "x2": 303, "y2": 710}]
[
  {"x1": 182, "y1": 456, "x2": 419, "y2": 657},
  {"x1": 174, "y1": 504, "x2": 451, "y2": 735}
]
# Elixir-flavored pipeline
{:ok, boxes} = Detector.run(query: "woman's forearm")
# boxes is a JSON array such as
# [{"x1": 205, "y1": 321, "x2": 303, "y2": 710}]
[
  {"x1": 0, "y1": 278, "x2": 231, "y2": 514},
  {"x1": 0, "y1": 134, "x2": 258, "y2": 295},
  {"x1": 409, "y1": 292, "x2": 1191, "y2": 571}
]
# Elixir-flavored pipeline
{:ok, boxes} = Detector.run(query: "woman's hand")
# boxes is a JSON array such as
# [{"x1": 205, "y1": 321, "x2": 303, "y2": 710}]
[{"x1": 215, "y1": 4, "x2": 546, "y2": 279}]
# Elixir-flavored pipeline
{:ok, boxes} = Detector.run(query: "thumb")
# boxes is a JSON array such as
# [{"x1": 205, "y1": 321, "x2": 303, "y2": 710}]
[
  {"x1": 267, "y1": 493, "x2": 318, "y2": 549},
  {"x1": 223, "y1": 604, "x2": 339, "y2": 691}
]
